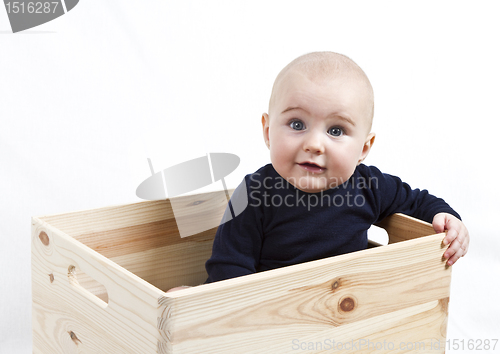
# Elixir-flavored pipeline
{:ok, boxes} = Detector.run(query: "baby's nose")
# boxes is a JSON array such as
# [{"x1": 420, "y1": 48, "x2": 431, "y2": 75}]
[{"x1": 303, "y1": 133, "x2": 325, "y2": 154}]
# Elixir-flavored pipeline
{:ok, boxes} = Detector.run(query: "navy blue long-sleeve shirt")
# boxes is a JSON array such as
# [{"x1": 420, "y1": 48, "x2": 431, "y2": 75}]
[{"x1": 205, "y1": 163, "x2": 460, "y2": 283}]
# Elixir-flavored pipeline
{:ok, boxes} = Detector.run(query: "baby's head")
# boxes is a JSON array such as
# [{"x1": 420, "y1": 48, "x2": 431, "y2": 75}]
[{"x1": 262, "y1": 51, "x2": 376, "y2": 193}]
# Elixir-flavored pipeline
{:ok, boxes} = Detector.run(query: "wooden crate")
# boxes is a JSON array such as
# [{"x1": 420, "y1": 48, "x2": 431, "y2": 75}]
[{"x1": 32, "y1": 190, "x2": 451, "y2": 354}]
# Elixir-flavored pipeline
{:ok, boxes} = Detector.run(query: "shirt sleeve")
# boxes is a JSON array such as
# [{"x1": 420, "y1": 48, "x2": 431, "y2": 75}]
[
  {"x1": 204, "y1": 176, "x2": 264, "y2": 283},
  {"x1": 367, "y1": 166, "x2": 461, "y2": 223}
]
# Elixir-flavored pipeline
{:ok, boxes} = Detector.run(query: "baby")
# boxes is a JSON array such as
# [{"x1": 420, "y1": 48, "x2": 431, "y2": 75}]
[{"x1": 171, "y1": 51, "x2": 469, "y2": 290}]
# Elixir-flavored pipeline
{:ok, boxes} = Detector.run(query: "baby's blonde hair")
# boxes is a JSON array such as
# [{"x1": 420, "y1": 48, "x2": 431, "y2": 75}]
[{"x1": 268, "y1": 51, "x2": 374, "y2": 130}]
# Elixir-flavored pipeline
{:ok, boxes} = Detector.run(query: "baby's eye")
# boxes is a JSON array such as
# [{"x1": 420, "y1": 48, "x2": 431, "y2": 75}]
[
  {"x1": 289, "y1": 120, "x2": 305, "y2": 130},
  {"x1": 328, "y1": 127, "x2": 343, "y2": 137}
]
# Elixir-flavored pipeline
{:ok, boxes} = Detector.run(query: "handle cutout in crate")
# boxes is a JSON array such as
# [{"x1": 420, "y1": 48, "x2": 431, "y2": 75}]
[{"x1": 68, "y1": 265, "x2": 109, "y2": 308}]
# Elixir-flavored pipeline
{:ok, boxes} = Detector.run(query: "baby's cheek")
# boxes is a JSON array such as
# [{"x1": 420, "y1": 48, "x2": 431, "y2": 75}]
[
  {"x1": 331, "y1": 148, "x2": 359, "y2": 179},
  {"x1": 268, "y1": 147, "x2": 284, "y2": 172},
  {"x1": 271, "y1": 141, "x2": 292, "y2": 163}
]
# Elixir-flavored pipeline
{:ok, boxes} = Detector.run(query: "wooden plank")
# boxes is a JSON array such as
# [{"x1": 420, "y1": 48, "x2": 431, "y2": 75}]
[
  {"x1": 376, "y1": 213, "x2": 436, "y2": 244},
  {"x1": 39, "y1": 190, "x2": 231, "y2": 253},
  {"x1": 61, "y1": 218, "x2": 217, "y2": 260},
  {"x1": 255, "y1": 298, "x2": 448, "y2": 354},
  {"x1": 160, "y1": 231, "x2": 450, "y2": 353},
  {"x1": 39, "y1": 199, "x2": 175, "y2": 237},
  {"x1": 109, "y1": 241, "x2": 213, "y2": 292},
  {"x1": 32, "y1": 217, "x2": 166, "y2": 354}
]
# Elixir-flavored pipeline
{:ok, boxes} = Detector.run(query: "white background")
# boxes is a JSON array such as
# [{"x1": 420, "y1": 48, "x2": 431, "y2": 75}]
[{"x1": 1, "y1": 1, "x2": 500, "y2": 353}]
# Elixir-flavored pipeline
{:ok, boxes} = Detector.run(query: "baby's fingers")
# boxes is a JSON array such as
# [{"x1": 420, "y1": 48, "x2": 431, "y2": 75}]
[
  {"x1": 433, "y1": 213, "x2": 462, "y2": 245},
  {"x1": 433, "y1": 213, "x2": 470, "y2": 266},
  {"x1": 443, "y1": 231, "x2": 469, "y2": 266},
  {"x1": 441, "y1": 219, "x2": 464, "y2": 246},
  {"x1": 442, "y1": 227, "x2": 458, "y2": 246},
  {"x1": 444, "y1": 241, "x2": 466, "y2": 266}
]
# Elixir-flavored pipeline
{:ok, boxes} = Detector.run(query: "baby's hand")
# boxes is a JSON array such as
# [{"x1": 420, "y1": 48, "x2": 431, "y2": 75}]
[
  {"x1": 432, "y1": 213, "x2": 469, "y2": 266},
  {"x1": 166, "y1": 286, "x2": 191, "y2": 293}
]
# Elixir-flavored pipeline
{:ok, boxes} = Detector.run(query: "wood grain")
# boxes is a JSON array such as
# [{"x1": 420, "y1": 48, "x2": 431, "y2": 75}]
[
  {"x1": 375, "y1": 213, "x2": 436, "y2": 244},
  {"x1": 32, "y1": 218, "x2": 165, "y2": 353},
  {"x1": 160, "y1": 232, "x2": 450, "y2": 353},
  {"x1": 32, "y1": 192, "x2": 451, "y2": 353}
]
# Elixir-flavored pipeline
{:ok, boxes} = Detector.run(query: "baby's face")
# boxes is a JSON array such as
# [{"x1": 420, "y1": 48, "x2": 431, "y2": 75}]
[{"x1": 263, "y1": 69, "x2": 375, "y2": 193}]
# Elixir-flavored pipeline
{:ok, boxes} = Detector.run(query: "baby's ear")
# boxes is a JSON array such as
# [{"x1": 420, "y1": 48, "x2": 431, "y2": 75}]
[
  {"x1": 358, "y1": 133, "x2": 376, "y2": 164},
  {"x1": 262, "y1": 113, "x2": 271, "y2": 149}
]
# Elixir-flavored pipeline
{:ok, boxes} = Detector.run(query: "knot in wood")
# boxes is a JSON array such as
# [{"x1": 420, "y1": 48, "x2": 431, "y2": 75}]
[
  {"x1": 68, "y1": 331, "x2": 81, "y2": 345},
  {"x1": 49, "y1": 274, "x2": 54, "y2": 283},
  {"x1": 39, "y1": 231, "x2": 49, "y2": 246},
  {"x1": 330, "y1": 277, "x2": 342, "y2": 292},
  {"x1": 339, "y1": 296, "x2": 356, "y2": 312}
]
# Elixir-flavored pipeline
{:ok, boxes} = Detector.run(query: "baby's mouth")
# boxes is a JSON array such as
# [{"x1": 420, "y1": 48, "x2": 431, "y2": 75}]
[{"x1": 298, "y1": 162, "x2": 325, "y2": 173}]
